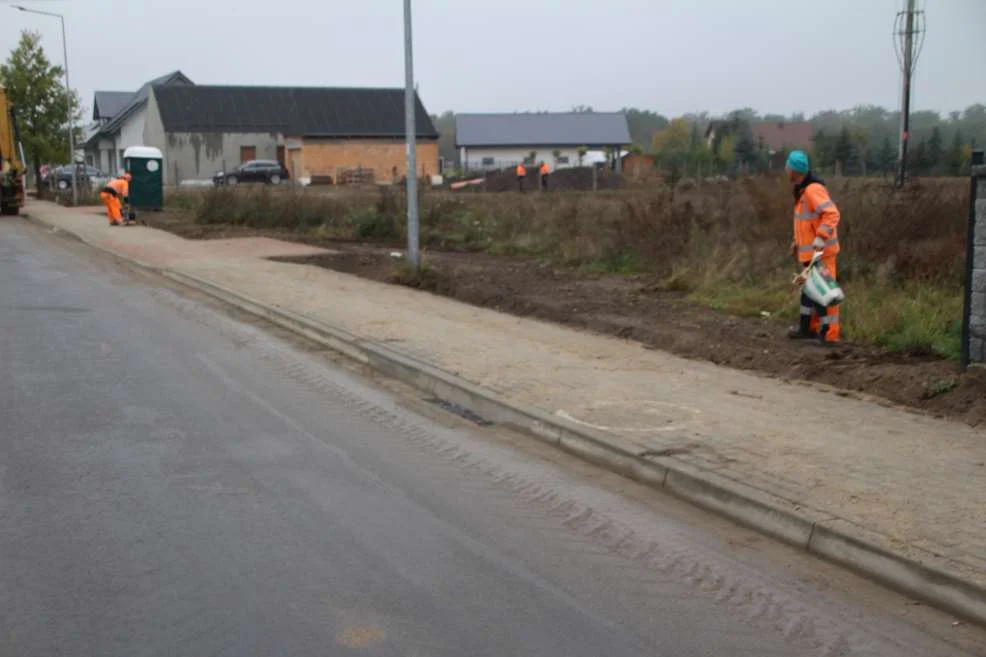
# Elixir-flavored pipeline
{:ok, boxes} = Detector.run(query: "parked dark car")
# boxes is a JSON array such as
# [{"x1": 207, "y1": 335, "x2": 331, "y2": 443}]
[
  {"x1": 213, "y1": 160, "x2": 289, "y2": 186},
  {"x1": 51, "y1": 165, "x2": 107, "y2": 190}
]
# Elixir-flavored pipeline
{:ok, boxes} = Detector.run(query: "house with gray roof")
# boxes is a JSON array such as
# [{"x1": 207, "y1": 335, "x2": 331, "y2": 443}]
[
  {"x1": 146, "y1": 85, "x2": 438, "y2": 185},
  {"x1": 84, "y1": 71, "x2": 193, "y2": 175},
  {"x1": 455, "y1": 112, "x2": 631, "y2": 172}
]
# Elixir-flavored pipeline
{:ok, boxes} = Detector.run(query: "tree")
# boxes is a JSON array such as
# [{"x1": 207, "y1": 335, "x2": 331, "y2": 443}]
[
  {"x1": 812, "y1": 129, "x2": 835, "y2": 172},
  {"x1": 927, "y1": 126, "x2": 944, "y2": 175},
  {"x1": 577, "y1": 145, "x2": 588, "y2": 167},
  {"x1": 651, "y1": 118, "x2": 691, "y2": 179},
  {"x1": 717, "y1": 135, "x2": 736, "y2": 172},
  {"x1": 909, "y1": 138, "x2": 930, "y2": 176},
  {"x1": 875, "y1": 135, "x2": 896, "y2": 175},
  {"x1": 431, "y1": 110, "x2": 457, "y2": 168},
  {"x1": 623, "y1": 108, "x2": 669, "y2": 150},
  {"x1": 948, "y1": 131, "x2": 966, "y2": 176},
  {"x1": 0, "y1": 30, "x2": 82, "y2": 188},
  {"x1": 834, "y1": 126, "x2": 854, "y2": 174},
  {"x1": 734, "y1": 121, "x2": 756, "y2": 171}
]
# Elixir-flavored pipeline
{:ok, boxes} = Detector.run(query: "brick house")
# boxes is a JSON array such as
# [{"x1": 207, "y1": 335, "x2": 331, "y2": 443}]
[{"x1": 145, "y1": 85, "x2": 438, "y2": 185}]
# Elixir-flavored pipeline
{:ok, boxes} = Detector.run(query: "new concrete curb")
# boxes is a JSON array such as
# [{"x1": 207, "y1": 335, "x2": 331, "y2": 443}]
[{"x1": 25, "y1": 210, "x2": 986, "y2": 626}]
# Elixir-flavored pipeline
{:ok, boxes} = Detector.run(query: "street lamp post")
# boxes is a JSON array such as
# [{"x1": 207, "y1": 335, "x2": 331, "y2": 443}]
[
  {"x1": 403, "y1": 0, "x2": 419, "y2": 273},
  {"x1": 14, "y1": 6, "x2": 77, "y2": 205}
]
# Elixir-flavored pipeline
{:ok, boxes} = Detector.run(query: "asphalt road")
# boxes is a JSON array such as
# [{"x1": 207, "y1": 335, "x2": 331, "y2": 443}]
[{"x1": 1, "y1": 219, "x2": 985, "y2": 657}]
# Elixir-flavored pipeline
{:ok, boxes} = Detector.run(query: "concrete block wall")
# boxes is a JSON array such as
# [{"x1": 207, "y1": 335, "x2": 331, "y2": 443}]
[{"x1": 969, "y1": 164, "x2": 986, "y2": 364}]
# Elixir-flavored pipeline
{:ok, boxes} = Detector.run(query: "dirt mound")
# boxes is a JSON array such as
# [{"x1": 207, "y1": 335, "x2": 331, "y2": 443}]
[
  {"x1": 448, "y1": 166, "x2": 628, "y2": 193},
  {"x1": 273, "y1": 247, "x2": 986, "y2": 428}
]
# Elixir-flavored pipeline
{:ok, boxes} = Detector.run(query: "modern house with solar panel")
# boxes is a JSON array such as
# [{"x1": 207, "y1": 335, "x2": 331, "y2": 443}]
[{"x1": 455, "y1": 112, "x2": 632, "y2": 173}]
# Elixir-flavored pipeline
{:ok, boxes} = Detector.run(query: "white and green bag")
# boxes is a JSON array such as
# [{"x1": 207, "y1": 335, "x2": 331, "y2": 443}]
[{"x1": 800, "y1": 255, "x2": 845, "y2": 308}]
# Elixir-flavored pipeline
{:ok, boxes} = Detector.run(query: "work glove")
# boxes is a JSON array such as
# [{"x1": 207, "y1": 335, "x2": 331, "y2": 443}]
[
  {"x1": 790, "y1": 241, "x2": 798, "y2": 257},
  {"x1": 812, "y1": 236, "x2": 825, "y2": 251}
]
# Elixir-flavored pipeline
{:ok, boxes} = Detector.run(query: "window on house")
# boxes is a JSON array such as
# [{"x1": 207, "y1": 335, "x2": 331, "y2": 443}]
[
  {"x1": 556, "y1": 156, "x2": 570, "y2": 165},
  {"x1": 481, "y1": 157, "x2": 495, "y2": 167},
  {"x1": 240, "y1": 146, "x2": 257, "y2": 163}
]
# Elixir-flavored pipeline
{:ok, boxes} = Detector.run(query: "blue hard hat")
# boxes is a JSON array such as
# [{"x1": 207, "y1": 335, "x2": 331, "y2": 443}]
[{"x1": 785, "y1": 150, "x2": 810, "y2": 174}]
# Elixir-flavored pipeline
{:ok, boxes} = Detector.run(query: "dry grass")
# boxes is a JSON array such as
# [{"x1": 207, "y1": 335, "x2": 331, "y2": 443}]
[{"x1": 166, "y1": 176, "x2": 970, "y2": 357}]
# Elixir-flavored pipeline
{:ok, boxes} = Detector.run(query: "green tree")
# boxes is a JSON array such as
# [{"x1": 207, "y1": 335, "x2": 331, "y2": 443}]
[
  {"x1": 651, "y1": 117, "x2": 692, "y2": 178},
  {"x1": 431, "y1": 110, "x2": 457, "y2": 168},
  {"x1": 812, "y1": 129, "x2": 835, "y2": 171},
  {"x1": 0, "y1": 30, "x2": 82, "y2": 188},
  {"x1": 927, "y1": 126, "x2": 944, "y2": 174},
  {"x1": 875, "y1": 135, "x2": 897, "y2": 175},
  {"x1": 734, "y1": 122, "x2": 756, "y2": 170},
  {"x1": 623, "y1": 107, "x2": 669, "y2": 150},
  {"x1": 909, "y1": 137, "x2": 930, "y2": 176},
  {"x1": 948, "y1": 131, "x2": 966, "y2": 176},
  {"x1": 834, "y1": 126, "x2": 854, "y2": 173}
]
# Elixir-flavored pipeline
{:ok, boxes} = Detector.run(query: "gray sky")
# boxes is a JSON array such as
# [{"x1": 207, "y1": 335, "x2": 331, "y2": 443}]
[{"x1": 2, "y1": 0, "x2": 983, "y2": 119}]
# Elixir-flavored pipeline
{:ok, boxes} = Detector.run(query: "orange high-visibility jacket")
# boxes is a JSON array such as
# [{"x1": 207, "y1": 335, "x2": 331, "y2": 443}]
[
  {"x1": 516, "y1": 164, "x2": 526, "y2": 177},
  {"x1": 793, "y1": 181, "x2": 840, "y2": 264},
  {"x1": 540, "y1": 163, "x2": 549, "y2": 175},
  {"x1": 106, "y1": 177, "x2": 129, "y2": 197}
]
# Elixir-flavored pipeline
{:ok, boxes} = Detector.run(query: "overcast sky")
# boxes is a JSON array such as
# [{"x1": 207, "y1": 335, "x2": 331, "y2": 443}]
[{"x1": 2, "y1": 0, "x2": 983, "y2": 120}]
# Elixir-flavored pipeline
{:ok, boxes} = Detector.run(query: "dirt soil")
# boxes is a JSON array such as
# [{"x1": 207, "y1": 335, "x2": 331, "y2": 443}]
[{"x1": 149, "y1": 210, "x2": 986, "y2": 427}]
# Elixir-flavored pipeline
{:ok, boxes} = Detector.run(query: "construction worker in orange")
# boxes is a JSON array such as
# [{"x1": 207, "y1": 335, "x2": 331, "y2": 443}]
[
  {"x1": 539, "y1": 161, "x2": 550, "y2": 190},
  {"x1": 99, "y1": 172, "x2": 131, "y2": 226},
  {"x1": 786, "y1": 150, "x2": 842, "y2": 343},
  {"x1": 516, "y1": 162, "x2": 527, "y2": 192}
]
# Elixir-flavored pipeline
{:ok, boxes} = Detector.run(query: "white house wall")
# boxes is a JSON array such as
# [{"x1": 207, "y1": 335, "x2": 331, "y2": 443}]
[
  {"x1": 162, "y1": 132, "x2": 283, "y2": 185},
  {"x1": 115, "y1": 106, "x2": 148, "y2": 173},
  {"x1": 462, "y1": 146, "x2": 589, "y2": 171}
]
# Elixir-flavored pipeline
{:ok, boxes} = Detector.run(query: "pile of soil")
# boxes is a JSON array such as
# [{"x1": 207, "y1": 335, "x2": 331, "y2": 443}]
[
  {"x1": 446, "y1": 166, "x2": 628, "y2": 193},
  {"x1": 273, "y1": 247, "x2": 986, "y2": 427}
]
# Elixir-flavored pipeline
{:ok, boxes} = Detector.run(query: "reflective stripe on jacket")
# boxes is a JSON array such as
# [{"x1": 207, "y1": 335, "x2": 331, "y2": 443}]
[{"x1": 793, "y1": 181, "x2": 840, "y2": 263}]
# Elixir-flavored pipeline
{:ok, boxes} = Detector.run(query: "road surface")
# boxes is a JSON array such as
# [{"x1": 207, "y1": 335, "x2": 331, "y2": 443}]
[{"x1": 1, "y1": 219, "x2": 984, "y2": 657}]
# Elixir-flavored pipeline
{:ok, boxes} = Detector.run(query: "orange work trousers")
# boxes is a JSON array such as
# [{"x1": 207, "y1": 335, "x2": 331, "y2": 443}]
[
  {"x1": 800, "y1": 255, "x2": 841, "y2": 342},
  {"x1": 100, "y1": 191, "x2": 121, "y2": 224}
]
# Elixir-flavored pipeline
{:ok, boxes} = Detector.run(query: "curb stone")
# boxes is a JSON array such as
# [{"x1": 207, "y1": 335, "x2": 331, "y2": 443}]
[{"x1": 23, "y1": 209, "x2": 986, "y2": 626}]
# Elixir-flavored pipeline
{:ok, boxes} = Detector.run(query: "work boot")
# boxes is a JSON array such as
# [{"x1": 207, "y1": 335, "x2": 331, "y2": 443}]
[
  {"x1": 109, "y1": 221, "x2": 121, "y2": 226},
  {"x1": 787, "y1": 316, "x2": 816, "y2": 340}
]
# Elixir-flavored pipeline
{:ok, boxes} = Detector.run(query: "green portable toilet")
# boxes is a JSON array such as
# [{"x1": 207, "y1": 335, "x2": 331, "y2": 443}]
[{"x1": 123, "y1": 146, "x2": 164, "y2": 210}]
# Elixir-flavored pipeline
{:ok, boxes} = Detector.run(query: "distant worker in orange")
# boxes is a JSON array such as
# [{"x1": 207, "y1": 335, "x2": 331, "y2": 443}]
[
  {"x1": 100, "y1": 172, "x2": 131, "y2": 226},
  {"x1": 539, "y1": 161, "x2": 550, "y2": 191},
  {"x1": 785, "y1": 150, "x2": 842, "y2": 344},
  {"x1": 516, "y1": 162, "x2": 527, "y2": 192}
]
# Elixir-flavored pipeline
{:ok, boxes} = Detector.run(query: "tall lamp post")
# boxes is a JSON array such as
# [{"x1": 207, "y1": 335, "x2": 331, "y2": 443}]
[
  {"x1": 13, "y1": 5, "x2": 77, "y2": 205},
  {"x1": 403, "y1": 0, "x2": 419, "y2": 273}
]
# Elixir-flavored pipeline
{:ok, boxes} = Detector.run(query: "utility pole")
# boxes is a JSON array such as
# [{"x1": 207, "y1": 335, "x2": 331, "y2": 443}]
[
  {"x1": 13, "y1": 6, "x2": 77, "y2": 204},
  {"x1": 403, "y1": 0, "x2": 420, "y2": 273},
  {"x1": 894, "y1": 0, "x2": 926, "y2": 188}
]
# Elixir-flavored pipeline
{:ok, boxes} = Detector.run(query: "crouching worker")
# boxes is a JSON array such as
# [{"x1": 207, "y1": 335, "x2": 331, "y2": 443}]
[
  {"x1": 785, "y1": 151, "x2": 842, "y2": 344},
  {"x1": 100, "y1": 172, "x2": 131, "y2": 226}
]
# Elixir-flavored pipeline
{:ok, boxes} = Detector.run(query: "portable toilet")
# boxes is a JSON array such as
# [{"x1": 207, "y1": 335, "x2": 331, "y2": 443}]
[{"x1": 123, "y1": 146, "x2": 164, "y2": 210}]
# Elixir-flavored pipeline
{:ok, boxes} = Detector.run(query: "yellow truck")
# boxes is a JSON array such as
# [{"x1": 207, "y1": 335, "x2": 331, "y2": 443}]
[{"x1": 1, "y1": 84, "x2": 26, "y2": 216}]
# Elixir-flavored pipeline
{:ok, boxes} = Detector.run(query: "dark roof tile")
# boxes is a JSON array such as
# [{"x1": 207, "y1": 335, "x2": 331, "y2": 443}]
[
  {"x1": 153, "y1": 85, "x2": 438, "y2": 138},
  {"x1": 93, "y1": 91, "x2": 133, "y2": 121}
]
